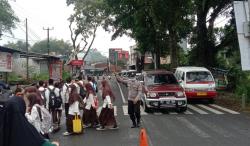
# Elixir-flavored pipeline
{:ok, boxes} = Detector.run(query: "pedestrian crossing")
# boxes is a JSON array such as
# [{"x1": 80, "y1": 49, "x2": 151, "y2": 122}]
[{"x1": 96, "y1": 104, "x2": 240, "y2": 116}]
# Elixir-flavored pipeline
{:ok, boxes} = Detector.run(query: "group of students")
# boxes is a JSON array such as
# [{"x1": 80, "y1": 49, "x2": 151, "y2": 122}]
[
  {"x1": 0, "y1": 74, "x2": 144, "y2": 146},
  {"x1": 0, "y1": 75, "x2": 119, "y2": 146},
  {"x1": 26, "y1": 75, "x2": 119, "y2": 135}
]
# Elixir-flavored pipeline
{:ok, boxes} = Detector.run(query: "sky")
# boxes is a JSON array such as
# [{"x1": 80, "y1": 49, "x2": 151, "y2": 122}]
[{"x1": 0, "y1": 0, "x2": 135, "y2": 56}]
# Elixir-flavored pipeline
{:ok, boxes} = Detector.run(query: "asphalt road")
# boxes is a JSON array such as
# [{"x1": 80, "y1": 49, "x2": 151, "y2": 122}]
[{"x1": 51, "y1": 78, "x2": 250, "y2": 146}]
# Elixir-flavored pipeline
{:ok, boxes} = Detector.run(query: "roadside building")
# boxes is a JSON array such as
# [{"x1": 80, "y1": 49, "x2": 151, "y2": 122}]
[{"x1": 0, "y1": 46, "x2": 62, "y2": 83}]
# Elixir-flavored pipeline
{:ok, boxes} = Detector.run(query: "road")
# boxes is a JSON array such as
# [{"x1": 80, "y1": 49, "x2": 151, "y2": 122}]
[{"x1": 51, "y1": 78, "x2": 250, "y2": 146}]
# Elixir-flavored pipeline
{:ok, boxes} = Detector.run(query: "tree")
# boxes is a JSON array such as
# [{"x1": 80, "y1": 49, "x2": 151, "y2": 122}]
[
  {"x1": 66, "y1": 0, "x2": 107, "y2": 60},
  {"x1": 190, "y1": 0, "x2": 232, "y2": 67},
  {"x1": 104, "y1": 0, "x2": 193, "y2": 69},
  {"x1": 0, "y1": 0, "x2": 19, "y2": 35},
  {"x1": 4, "y1": 41, "x2": 27, "y2": 52},
  {"x1": 30, "y1": 39, "x2": 72, "y2": 55}
]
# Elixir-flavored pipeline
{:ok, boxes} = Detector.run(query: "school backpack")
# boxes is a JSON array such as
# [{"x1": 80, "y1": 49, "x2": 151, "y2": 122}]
[
  {"x1": 36, "y1": 105, "x2": 52, "y2": 134},
  {"x1": 48, "y1": 87, "x2": 62, "y2": 109}
]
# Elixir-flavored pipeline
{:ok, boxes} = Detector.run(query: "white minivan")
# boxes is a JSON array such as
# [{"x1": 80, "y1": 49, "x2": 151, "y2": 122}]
[{"x1": 174, "y1": 67, "x2": 217, "y2": 103}]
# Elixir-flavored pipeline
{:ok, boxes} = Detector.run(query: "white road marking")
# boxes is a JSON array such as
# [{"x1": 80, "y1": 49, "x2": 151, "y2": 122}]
[
  {"x1": 188, "y1": 105, "x2": 209, "y2": 114},
  {"x1": 169, "y1": 112, "x2": 178, "y2": 115},
  {"x1": 184, "y1": 110, "x2": 193, "y2": 115},
  {"x1": 210, "y1": 104, "x2": 240, "y2": 114},
  {"x1": 197, "y1": 104, "x2": 224, "y2": 114},
  {"x1": 114, "y1": 106, "x2": 117, "y2": 116},
  {"x1": 140, "y1": 106, "x2": 148, "y2": 115},
  {"x1": 116, "y1": 81, "x2": 127, "y2": 104},
  {"x1": 122, "y1": 105, "x2": 128, "y2": 115},
  {"x1": 122, "y1": 105, "x2": 148, "y2": 115},
  {"x1": 177, "y1": 117, "x2": 210, "y2": 138},
  {"x1": 153, "y1": 112, "x2": 163, "y2": 115}
]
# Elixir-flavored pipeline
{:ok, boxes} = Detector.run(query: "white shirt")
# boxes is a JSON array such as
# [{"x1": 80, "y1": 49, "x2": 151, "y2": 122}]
[
  {"x1": 25, "y1": 104, "x2": 42, "y2": 133},
  {"x1": 102, "y1": 95, "x2": 112, "y2": 108},
  {"x1": 61, "y1": 83, "x2": 71, "y2": 104},
  {"x1": 83, "y1": 93, "x2": 95, "y2": 110},
  {"x1": 68, "y1": 101, "x2": 81, "y2": 116},
  {"x1": 44, "y1": 85, "x2": 60, "y2": 109}
]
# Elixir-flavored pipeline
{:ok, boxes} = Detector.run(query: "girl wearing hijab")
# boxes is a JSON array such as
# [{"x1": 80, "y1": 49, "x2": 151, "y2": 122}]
[
  {"x1": 96, "y1": 80, "x2": 118, "y2": 130},
  {"x1": 0, "y1": 96, "x2": 59, "y2": 146},
  {"x1": 25, "y1": 93, "x2": 50, "y2": 139},
  {"x1": 82, "y1": 83, "x2": 99, "y2": 128},
  {"x1": 63, "y1": 84, "x2": 82, "y2": 136}
]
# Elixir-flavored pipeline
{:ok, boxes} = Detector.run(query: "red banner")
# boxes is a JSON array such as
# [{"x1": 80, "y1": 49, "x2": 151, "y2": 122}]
[{"x1": 69, "y1": 60, "x2": 84, "y2": 66}]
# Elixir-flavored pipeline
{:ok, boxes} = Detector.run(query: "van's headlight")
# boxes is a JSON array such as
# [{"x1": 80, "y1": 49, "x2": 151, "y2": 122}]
[
  {"x1": 147, "y1": 92, "x2": 157, "y2": 97},
  {"x1": 176, "y1": 92, "x2": 185, "y2": 97}
]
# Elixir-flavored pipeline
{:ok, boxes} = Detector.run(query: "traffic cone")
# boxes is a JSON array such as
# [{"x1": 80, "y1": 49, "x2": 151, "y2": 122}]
[{"x1": 139, "y1": 128, "x2": 149, "y2": 146}]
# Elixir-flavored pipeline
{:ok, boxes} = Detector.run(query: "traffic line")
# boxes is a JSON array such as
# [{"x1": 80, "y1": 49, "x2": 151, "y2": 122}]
[
  {"x1": 184, "y1": 110, "x2": 193, "y2": 115},
  {"x1": 114, "y1": 106, "x2": 117, "y2": 116},
  {"x1": 116, "y1": 81, "x2": 127, "y2": 104},
  {"x1": 197, "y1": 104, "x2": 224, "y2": 114},
  {"x1": 177, "y1": 117, "x2": 210, "y2": 138},
  {"x1": 122, "y1": 105, "x2": 148, "y2": 116},
  {"x1": 188, "y1": 105, "x2": 209, "y2": 114},
  {"x1": 210, "y1": 104, "x2": 240, "y2": 114},
  {"x1": 140, "y1": 106, "x2": 148, "y2": 115},
  {"x1": 122, "y1": 105, "x2": 128, "y2": 115}
]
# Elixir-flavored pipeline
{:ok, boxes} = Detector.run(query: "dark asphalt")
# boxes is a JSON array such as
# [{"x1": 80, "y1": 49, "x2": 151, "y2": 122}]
[{"x1": 51, "y1": 77, "x2": 250, "y2": 146}]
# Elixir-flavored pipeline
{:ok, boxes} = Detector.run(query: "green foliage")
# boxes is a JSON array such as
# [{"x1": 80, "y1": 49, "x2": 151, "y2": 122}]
[
  {"x1": 62, "y1": 70, "x2": 71, "y2": 81},
  {"x1": 7, "y1": 73, "x2": 22, "y2": 82},
  {"x1": 30, "y1": 39, "x2": 72, "y2": 55},
  {"x1": 84, "y1": 49, "x2": 107, "y2": 63},
  {"x1": 4, "y1": 41, "x2": 28, "y2": 51},
  {"x1": 189, "y1": 0, "x2": 232, "y2": 67},
  {"x1": 104, "y1": 0, "x2": 193, "y2": 69},
  {"x1": 31, "y1": 73, "x2": 49, "y2": 81},
  {"x1": 0, "y1": 0, "x2": 19, "y2": 34}
]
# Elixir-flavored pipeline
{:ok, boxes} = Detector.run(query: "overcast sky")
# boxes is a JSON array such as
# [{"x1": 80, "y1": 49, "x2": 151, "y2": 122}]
[{"x1": 1, "y1": 0, "x2": 135, "y2": 56}]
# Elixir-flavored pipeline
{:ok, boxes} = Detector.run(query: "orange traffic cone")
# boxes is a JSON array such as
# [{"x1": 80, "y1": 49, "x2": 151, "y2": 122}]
[{"x1": 139, "y1": 128, "x2": 149, "y2": 146}]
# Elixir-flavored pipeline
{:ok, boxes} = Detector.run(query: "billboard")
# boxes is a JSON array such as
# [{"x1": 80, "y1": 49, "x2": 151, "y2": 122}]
[
  {"x1": 49, "y1": 61, "x2": 62, "y2": 81},
  {"x1": 0, "y1": 51, "x2": 12, "y2": 72}
]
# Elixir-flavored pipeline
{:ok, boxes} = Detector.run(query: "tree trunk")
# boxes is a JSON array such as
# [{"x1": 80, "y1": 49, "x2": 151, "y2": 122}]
[
  {"x1": 155, "y1": 47, "x2": 161, "y2": 69},
  {"x1": 169, "y1": 29, "x2": 179, "y2": 69},
  {"x1": 140, "y1": 53, "x2": 145, "y2": 72},
  {"x1": 195, "y1": 6, "x2": 217, "y2": 67}
]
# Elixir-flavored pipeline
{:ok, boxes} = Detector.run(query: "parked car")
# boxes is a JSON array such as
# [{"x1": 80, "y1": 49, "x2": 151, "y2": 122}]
[
  {"x1": 174, "y1": 66, "x2": 217, "y2": 103},
  {"x1": 0, "y1": 81, "x2": 10, "y2": 90},
  {"x1": 138, "y1": 70, "x2": 187, "y2": 113}
]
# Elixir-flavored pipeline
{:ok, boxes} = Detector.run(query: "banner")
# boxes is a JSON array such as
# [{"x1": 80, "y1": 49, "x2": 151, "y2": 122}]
[
  {"x1": 0, "y1": 52, "x2": 12, "y2": 72},
  {"x1": 49, "y1": 61, "x2": 62, "y2": 81}
]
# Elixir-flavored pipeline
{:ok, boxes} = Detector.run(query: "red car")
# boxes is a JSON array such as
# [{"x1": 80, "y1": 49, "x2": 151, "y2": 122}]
[{"x1": 137, "y1": 70, "x2": 187, "y2": 113}]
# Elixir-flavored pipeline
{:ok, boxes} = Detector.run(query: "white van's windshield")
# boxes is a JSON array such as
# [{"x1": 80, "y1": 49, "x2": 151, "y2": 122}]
[{"x1": 186, "y1": 71, "x2": 213, "y2": 82}]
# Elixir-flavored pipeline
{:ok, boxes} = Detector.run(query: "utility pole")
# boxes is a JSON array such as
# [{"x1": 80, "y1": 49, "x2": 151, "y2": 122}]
[
  {"x1": 43, "y1": 27, "x2": 54, "y2": 55},
  {"x1": 26, "y1": 18, "x2": 29, "y2": 80}
]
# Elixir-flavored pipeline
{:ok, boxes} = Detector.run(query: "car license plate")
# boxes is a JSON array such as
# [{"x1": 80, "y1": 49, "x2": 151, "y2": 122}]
[{"x1": 197, "y1": 92, "x2": 207, "y2": 96}]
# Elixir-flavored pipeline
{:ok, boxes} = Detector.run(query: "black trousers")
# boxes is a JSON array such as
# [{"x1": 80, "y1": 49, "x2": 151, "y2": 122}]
[
  {"x1": 128, "y1": 100, "x2": 141, "y2": 125},
  {"x1": 65, "y1": 103, "x2": 69, "y2": 118}
]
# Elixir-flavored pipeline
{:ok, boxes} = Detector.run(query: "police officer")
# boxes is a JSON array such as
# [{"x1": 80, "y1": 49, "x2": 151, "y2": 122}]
[{"x1": 119, "y1": 77, "x2": 142, "y2": 128}]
